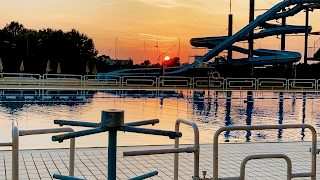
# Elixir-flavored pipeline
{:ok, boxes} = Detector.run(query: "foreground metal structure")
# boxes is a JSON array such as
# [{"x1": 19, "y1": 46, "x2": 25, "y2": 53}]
[
  {"x1": 51, "y1": 109, "x2": 182, "y2": 180},
  {"x1": 0, "y1": 121, "x2": 75, "y2": 180},
  {"x1": 213, "y1": 124, "x2": 319, "y2": 180},
  {"x1": 123, "y1": 118, "x2": 200, "y2": 180}
]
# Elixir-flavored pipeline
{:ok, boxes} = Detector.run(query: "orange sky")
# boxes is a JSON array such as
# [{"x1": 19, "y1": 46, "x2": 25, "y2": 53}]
[{"x1": 1, "y1": 0, "x2": 320, "y2": 64}]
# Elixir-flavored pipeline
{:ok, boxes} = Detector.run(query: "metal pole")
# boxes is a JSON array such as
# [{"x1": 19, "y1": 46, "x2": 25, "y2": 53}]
[
  {"x1": 281, "y1": 13, "x2": 286, "y2": 50},
  {"x1": 174, "y1": 122, "x2": 180, "y2": 180},
  {"x1": 12, "y1": 122, "x2": 19, "y2": 180},
  {"x1": 69, "y1": 138, "x2": 75, "y2": 177},
  {"x1": 249, "y1": 0, "x2": 254, "y2": 58},
  {"x1": 228, "y1": 14, "x2": 233, "y2": 60},
  {"x1": 115, "y1": 37, "x2": 117, "y2": 60},
  {"x1": 108, "y1": 128, "x2": 117, "y2": 180},
  {"x1": 304, "y1": 8, "x2": 309, "y2": 64}
]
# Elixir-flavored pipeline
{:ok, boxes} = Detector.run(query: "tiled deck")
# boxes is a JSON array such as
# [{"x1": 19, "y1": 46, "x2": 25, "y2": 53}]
[{"x1": 0, "y1": 142, "x2": 318, "y2": 180}]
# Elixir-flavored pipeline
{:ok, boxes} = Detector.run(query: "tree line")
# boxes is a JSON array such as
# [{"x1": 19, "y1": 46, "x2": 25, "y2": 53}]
[{"x1": 0, "y1": 21, "x2": 103, "y2": 75}]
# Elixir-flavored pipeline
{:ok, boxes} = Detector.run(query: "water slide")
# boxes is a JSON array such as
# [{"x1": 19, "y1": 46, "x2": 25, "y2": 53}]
[
  {"x1": 166, "y1": 0, "x2": 320, "y2": 75},
  {"x1": 103, "y1": 0, "x2": 320, "y2": 76}
]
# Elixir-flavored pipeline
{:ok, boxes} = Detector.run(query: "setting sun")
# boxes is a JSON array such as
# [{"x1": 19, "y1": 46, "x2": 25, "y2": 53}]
[{"x1": 164, "y1": 56, "x2": 170, "y2": 61}]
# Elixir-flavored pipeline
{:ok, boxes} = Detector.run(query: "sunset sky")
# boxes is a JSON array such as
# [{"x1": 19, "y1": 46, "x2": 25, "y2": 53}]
[{"x1": 1, "y1": 0, "x2": 320, "y2": 64}]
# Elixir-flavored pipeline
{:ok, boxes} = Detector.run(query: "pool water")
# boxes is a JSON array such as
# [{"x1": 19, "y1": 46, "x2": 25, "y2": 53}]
[{"x1": 0, "y1": 90, "x2": 318, "y2": 149}]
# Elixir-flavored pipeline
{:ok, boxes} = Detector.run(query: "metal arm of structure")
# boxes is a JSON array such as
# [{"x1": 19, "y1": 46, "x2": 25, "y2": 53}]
[
  {"x1": 54, "y1": 120, "x2": 101, "y2": 127},
  {"x1": 128, "y1": 171, "x2": 158, "y2": 180},
  {"x1": 119, "y1": 126, "x2": 182, "y2": 139},
  {"x1": 52, "y1": 127, "x2": 109, "y2": 142},
  {"x1": 53, "y1": 174, "x2": 86, "y2": 180},
  {"x1": 124, "y1": 119, "x2": 159, "y2": 126}
]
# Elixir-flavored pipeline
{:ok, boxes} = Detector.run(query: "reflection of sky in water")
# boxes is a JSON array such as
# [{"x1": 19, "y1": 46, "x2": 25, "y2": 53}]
[{"x1": 0, "y1": 90, "x2": 318, "y2": 149}]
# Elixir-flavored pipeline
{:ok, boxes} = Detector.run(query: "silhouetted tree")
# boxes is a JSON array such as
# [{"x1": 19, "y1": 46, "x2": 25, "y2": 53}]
[{"x1": 0, "y1": 22, "x2": 99, "y2": 74}]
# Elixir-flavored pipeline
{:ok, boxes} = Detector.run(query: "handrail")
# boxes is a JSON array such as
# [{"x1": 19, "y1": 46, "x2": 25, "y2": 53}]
[
  {"x1": 241, "y1": 154, "x2": 292, "y2": 180},
  {"x1": 175, "y1": 118, "x2": 199, "y2": 180},
  {"x1": 123, "y1": 118, "x2": 200, "y2": 180},
  {"x1": 0, "y1": 121, "x2": 76, "y2": 180},
  {"x1": 19, "y1": 128, "x2": 75, "y2": 177},
  {"x1": 213, "y1": 124, "x2": 317, "y2": 180}
]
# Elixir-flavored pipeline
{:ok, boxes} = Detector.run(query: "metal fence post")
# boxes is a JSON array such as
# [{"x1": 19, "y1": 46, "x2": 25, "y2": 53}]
[
  {"x1": 12, "y1": 121, "x2": 19, "y2": 180},
  {"x1": 69, "y1": 138, "x2": 75, "y2": 176}
]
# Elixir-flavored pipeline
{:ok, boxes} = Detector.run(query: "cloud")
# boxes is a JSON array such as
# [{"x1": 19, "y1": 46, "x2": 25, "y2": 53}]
[
  {"x1": 135, "y1": 0, "x2": 192, "y2": 8},
  {"x1": 104, "y1": 1, "x2": 133, "y2": 6},
  {"x1": 105, "y1": 28, "x2": 175, "y2": 41},
  {"x1": 135, "y1": 0, "x2": 229, "y2": 15}
]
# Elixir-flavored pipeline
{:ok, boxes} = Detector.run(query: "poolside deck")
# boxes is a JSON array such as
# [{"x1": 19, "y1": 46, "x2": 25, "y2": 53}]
[{"x1": 0, "y1": 142, "x2": 317, "y2": 180}]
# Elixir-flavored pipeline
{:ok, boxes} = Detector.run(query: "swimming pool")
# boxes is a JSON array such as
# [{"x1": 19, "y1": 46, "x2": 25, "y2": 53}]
[{"x1": 0, "y1": 90, "x2": 318, "y2": 149}]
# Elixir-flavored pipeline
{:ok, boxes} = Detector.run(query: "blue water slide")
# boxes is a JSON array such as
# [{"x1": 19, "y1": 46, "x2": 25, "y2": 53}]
[
  {"x1": 190, "y1": 25, "x2": 311, "y2": 48},
  {"x1": 195, "y1": 0, "x2": 320, "y2": 63}
]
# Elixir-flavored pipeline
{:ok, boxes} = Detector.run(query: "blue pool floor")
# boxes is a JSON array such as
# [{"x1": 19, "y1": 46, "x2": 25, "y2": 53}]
[{"x1": 0, "y1": 142, "x2": 317, "y2": 180}]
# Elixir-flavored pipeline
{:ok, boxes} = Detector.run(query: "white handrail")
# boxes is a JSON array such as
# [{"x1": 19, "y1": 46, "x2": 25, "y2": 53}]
[
  {"x1": 175, "y1": 118, "x2": 200, "y2": 180},
  {"x1": 19, "y1": 128, "x2": 75, "y2": 177},
  {"x1": 1, "y1": 121, "x2": 76, "y2": 180},
  {"x1": 122, "y1": 118, "x2": 200, "y2": 180}
]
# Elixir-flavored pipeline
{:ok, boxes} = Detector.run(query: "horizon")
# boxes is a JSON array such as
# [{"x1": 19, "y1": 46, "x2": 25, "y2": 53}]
[{"x1": 2, "y1": 0, "x2": 320, "y2": 64}]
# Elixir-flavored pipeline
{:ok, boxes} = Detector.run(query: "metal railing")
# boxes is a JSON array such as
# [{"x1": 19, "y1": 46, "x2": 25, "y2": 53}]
[
  {"x1": 0, "y1": 121, "x2": 19, "y2": 180},
  {"x1": 123, "y1": 118, "x2": 200, "y2": 180},
  {"x1": 213, "y1": 124, "x2": 318, "y2": 180},
  {"x1": 174, "y1": 118, "x2": 199, "y2": 180},
  {"x1": 0, "y1": 121, "x2": 75, "y2": 180},
  {"x1": 257, "y1": 78, "x2": 288, "y2": 90},
  {"x1": 2, "y1": 72, "x2": 320, "y2": 90}
]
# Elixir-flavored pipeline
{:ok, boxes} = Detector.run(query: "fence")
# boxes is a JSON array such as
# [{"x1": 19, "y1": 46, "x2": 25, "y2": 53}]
[{"x1": 2, "y1": 72, "x2": 320, "y2": 90}]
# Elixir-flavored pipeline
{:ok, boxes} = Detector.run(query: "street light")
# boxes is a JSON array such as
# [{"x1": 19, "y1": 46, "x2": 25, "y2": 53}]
[
  {"x1": 108, "y1": 48, "x2": 113, "y2": 57},
  {"x1": 158, "y1": 45, "x2": 176, "y2": 78}
]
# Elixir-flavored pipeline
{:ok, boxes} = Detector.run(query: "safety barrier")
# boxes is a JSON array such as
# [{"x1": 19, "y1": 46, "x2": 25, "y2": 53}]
[
  {"x1": 122, "y1": 76, "x2": 157, "y2": 88},
  {"x1": 213, "y1": 124, "x2": 318, "y2": 180},
  {"x1": 84, "y1": 75, "x2": 121, "y2": 87},
  {"x1": 0, "y1": 121, "x2": 75, "y2": 180},
  {"x1": 3, "y1": 72, "x2": 320, "y2": 90},
  {"x1": 225, "y1": 78, "x2": 256, "y2": 90},
  {"x1": 288, "y1": 79, "x2": 317, "y2": 91},
  {"x1": 0, "y1": 73, "x2": 41, "y2": 86},
  {"x1": 123, "y1": 118, "x2": 200, "y2": 180},
  {"x1": 43, "y1": 74, "x2": 82, "y2": 87},
  {"x1": 257, "y1": 78, "x2": 288, "y2": 90},
  {"x1": 159, "y1": 76, "x2": 191, "y2": 88},
  {"x1": 193, "y1": 77, "x2": 225, "y2": 89}
]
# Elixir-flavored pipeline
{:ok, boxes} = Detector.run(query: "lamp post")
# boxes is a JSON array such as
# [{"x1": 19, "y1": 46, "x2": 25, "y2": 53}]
[{"x1": 158, "y1": 45, "x2": 176, "y2": 78}]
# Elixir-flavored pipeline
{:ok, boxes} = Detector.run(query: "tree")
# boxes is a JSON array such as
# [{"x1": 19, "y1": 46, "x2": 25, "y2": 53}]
[
  {"x1": 4, "y1": 21, "x2": 25, "y2": 36},
  {"x1": 0, "y1": 22, "x2": 99, "y2": 74},
  {"x1": 142, "y1": 60, "x2": 151, "y2": 66}
]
